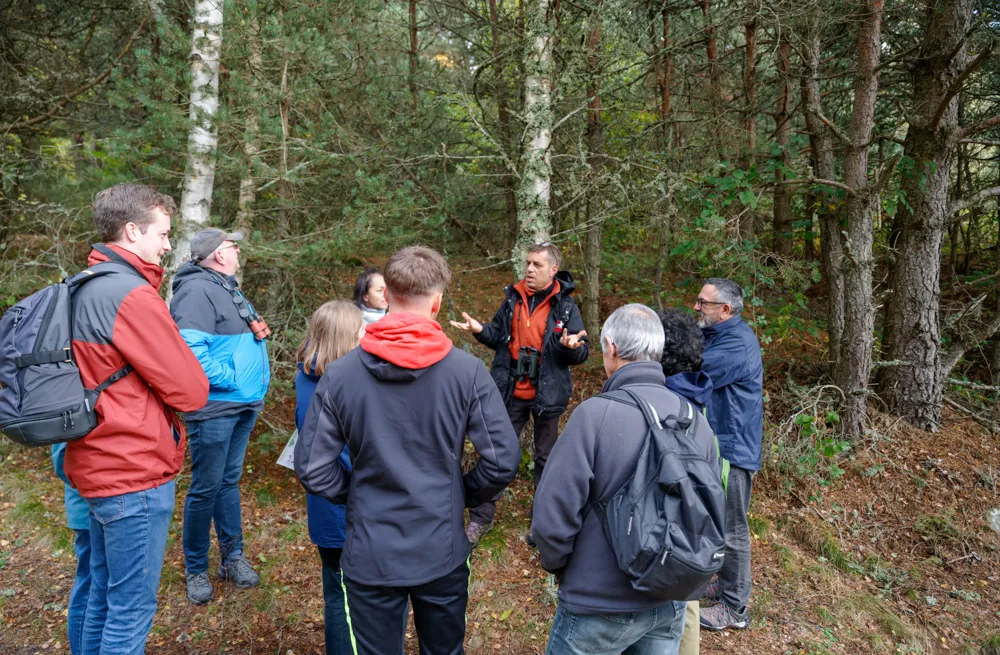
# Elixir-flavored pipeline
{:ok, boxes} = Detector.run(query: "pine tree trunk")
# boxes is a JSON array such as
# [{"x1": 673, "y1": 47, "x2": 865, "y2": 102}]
[
  {"x1": 409, "y1": 0, "x2": 418, "y2": 109},
  {"x1": 514, "y1": 0, "x2": 554, "y2": 275},
  {"x1": 660, "y1": 4, "x2": 672, "y2": 148},
  {"x1": 582, "y1": 5, "x2": 604, "y2": 342},
  {"x1": 879, "y1": 0, "x2": 973, "y2": 431},
  {"x1": 772, "y1": 39, "x2": 793, "y2": 256},
  {"x1": 834, "y1": 0, "x2": 885, "y2": 439},
  {"x1": 174, "y1": 0, "x2": 225, "y2": 276},
  {"x1": 237, "y1": 15, "x2": 262, "y2": 230},
  {"x1": 700, "y1": 0, "x2": 722, "y2": 152},
  {"x1": 737, "y1": 18, "x2": 757, "y2": 242},
  {"x1": 489, "y1": 0, "x2": 518, "y2": 250},
  {"x1": 278, "y1": 59, "x2": 292, "y2": 236},
  {"x1": 802, "y1": 25, "x2": 845, "y2": 368}
]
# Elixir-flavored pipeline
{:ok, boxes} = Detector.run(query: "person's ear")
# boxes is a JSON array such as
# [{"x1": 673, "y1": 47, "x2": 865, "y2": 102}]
[
  {"x1": 123, "y1": 222, "x2": 140, "y2": 243},
  {"x1": 431, "y1": 292, "x2": 443, "y2": 316}
]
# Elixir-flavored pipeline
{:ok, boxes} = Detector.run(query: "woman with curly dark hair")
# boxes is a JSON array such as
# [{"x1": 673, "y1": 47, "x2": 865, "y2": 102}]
[{"x1": 658, "y1": 308, "x2": 713, "y2": 410}]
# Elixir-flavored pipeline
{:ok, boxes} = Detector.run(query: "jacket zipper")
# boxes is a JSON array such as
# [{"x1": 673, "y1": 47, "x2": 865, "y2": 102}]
[{"x1": 1, "y1": 408, "x2": 79, "y2": 430}]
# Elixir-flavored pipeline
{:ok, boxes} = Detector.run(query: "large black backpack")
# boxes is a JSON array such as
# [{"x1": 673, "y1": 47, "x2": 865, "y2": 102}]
[
  {"x1": 0, "y1": 245, "x2": 139, "y2": 447},
  {"x1": 592, "y1": 387, "x2": 728, "y2": 601}
]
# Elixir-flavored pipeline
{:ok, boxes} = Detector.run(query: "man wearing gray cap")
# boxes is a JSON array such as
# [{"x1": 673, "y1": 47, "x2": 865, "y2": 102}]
[{"x1": 170, "y1": 228, "x2": 272, "y2": 605}]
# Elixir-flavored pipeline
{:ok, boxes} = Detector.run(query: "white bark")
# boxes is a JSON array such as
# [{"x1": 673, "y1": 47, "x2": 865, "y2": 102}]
[
  {"x1": 514, "y1": 0, "x2": 553, "y2": 276},
  {"x1": 172, "y1": 0, "x2": 225, "y2": 276}
]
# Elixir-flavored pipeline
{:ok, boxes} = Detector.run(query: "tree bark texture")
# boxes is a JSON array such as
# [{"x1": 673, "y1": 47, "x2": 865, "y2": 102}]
[
  {"x1": 582, "y1": 6, "x2": 604, "y2": 342},
  {"x1": 879, "y1": 0, "x2": 973, "y2": 431},
  {"x1": 514, "y1": 0, "x2": 554, "y2": 276},
  {"x1": 802, "y1": 27, "x2": 845, "y2": 367},
  {"x1": 700, "y1": 0, "x2": 722, "y2": 147},
  {"x1": 489, "y1": 0, "x2": 519, "y2": 249},
  {"x1": 175, "y1": 0, "x2": 225, "y2": 276},
  {"x1": 834, "y1": 0, "x2": 884, "y2": 439},
  {"x1": 409, "y1": 0, "x2": 419, "y2": 109},
  {"x1": 278, "y1": 59, "x2": 292, "y2": 235},
  {"x1": 737, "y1": 18, "x2": 758, "y2": 242},
  {"x1": 237, "y1": 14, "x2": 263, "y2": 230},
  {"x1": 772, "y1": 39, "x2": 793, "y2": 256},
  {"x1": 661, "y1": 4, "x2": 672, "y2": 148}
]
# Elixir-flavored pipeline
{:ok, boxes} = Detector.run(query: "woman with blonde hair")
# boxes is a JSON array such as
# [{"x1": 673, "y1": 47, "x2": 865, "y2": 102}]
[{"x1": 295, "y1": 300, "x2": 364, "y2": 655}]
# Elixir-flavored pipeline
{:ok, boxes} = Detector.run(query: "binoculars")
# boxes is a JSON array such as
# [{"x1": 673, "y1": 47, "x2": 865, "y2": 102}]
[{"x1": 514, "y1": 346, "x2": 540, "y2": 383}]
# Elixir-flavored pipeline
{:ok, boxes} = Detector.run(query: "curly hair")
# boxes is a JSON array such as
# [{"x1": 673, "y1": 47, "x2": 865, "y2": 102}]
[{"x1": 658, "y1": 308, "x2": 705, "y2": 376}]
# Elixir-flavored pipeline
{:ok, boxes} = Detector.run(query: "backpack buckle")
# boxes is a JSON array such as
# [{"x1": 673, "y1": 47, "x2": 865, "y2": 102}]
[{"x1": 63, "y1": 347, "x2": 72, "y2": 363}]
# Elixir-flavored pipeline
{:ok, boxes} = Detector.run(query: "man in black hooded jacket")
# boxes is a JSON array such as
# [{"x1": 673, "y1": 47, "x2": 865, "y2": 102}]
[{"x1": 451, "y1": 242, "x2": 588, "y2": 544}]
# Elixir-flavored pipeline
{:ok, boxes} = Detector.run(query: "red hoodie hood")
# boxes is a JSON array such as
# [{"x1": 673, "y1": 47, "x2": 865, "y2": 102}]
[
  {"x1": 360, "y1": 312, "x2": 453, "y2": 369},
  {"x1": 88, "y1": 244, "x2": 165, "y2": 291}
]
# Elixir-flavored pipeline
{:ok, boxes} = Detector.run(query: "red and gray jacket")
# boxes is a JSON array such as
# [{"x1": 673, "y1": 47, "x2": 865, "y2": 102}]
[{"x1": 65, "y1": 245, "x2": 209, "y2": 498}]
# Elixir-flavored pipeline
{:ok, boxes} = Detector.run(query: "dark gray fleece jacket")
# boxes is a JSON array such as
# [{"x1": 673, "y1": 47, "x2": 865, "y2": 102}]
[{"x1": 531, "y1": 360, "x2": 720, "y2": 615}]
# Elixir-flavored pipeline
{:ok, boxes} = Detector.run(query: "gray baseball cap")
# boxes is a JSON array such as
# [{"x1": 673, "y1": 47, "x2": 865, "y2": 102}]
[{"x1": 190, "y1": 228, "x2": 244, "y2": 264}]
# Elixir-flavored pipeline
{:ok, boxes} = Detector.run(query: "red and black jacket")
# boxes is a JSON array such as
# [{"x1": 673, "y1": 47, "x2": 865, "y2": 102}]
[{"x1": 65, "y1": 245, "x2": 209, "y2": 498}]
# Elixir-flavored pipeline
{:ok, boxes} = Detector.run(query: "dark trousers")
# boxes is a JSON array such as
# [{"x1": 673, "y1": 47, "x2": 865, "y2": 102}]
[
  {"x1": 718, "y1": 466, "x2": 754, "y2": 610},
  {"x1": 343, "y1": 560, "x2": 470, "y2": 655},
  {"x1": 318, "y1": 547, "x2": 353, "y2": 655},
  {"x1": 468, "y1": 397, "x2": 559, "y2": 525}
]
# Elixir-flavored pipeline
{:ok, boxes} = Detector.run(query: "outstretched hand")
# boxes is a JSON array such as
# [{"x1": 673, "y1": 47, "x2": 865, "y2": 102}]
[
  {"x1": 450, "y1": 312, "x2": 484, "y2": 335},
  {"x1": 560, "y1": 330, "x2": 587, "y2": 349}
]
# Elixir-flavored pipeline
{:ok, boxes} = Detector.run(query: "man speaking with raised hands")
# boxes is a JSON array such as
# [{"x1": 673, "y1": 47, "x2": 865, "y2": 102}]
[{"x1": 451, "y1": 241, "x2": 588, "y2": 546}]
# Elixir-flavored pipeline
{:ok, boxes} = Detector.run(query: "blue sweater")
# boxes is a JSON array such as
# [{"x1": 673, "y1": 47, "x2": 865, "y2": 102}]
[
  {"x1": 51, "y1": 443, "x2": 89, "y2": 531},
  {"x1": 295, "y1": 363, "x2": 351, "y2": 549}
]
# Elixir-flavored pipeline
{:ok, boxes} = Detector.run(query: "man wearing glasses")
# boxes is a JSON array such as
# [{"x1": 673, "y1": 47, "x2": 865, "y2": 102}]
[
  {"x1": 692, "y1": 278, "x2": 762, "y2": 632},
  {"x1": 451, "y1": 242, "x2": 588, "y2": 546},
  {"x1": 170, "y1": 228, "x2": 272, "y2": 605}
]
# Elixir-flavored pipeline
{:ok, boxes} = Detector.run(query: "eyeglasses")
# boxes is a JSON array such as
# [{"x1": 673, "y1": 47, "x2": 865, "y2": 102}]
[
  {"x1": 218, "y1": 242, "x2": 240, "y2": 253},
  {"x1": 694, "y1": 298, "x2": 725, "y2": 308},
  {"x1": 535, "y1": 241, "x2": 553, "y2": 247}
]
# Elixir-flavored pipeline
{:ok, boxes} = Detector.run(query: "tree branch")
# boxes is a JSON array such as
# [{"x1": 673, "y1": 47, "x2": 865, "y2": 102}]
[
  {"x1": 939, "y1": 310, "x2": 1000, "y2": 379},
  {"x1": 0, "y1": 15, "x2": 148, "y2": 134},
  {"x1": 780, "y1": 178, "x2": 856, "y2": 196},
  {"x1": 812, "y1": 109, "x2": 853, "y2": 147},
  {"x1": 956, "y1": 115, "x2": 1000, "y2": 141},
  {"x1": 961, "y1": 139, "x2": 1000, "y2": 147},
  {"x1": 949, "y1": 185, "x2": 1000, "y2": 215},
  {"x1": 933, "y1": 44, "x2": 994, "y2": 133}
]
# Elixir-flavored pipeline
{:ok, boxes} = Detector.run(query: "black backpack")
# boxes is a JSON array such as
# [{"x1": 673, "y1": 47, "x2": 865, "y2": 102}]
[
  {"x1": 0, "y1": 245, "x2": 139, "y2": 447},
  {"x1": 592, "y1": 387, "x2": 728, "y2": 601}
]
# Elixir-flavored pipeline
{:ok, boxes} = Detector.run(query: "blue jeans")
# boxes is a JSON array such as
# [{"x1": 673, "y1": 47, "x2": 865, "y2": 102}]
[
  {"x1": 69, "y1": 529, "x2": 92, "y2": 655},
  {"x1": 546, "y1": 601, "x2": 686, "y2": 655},
  {"x1": 318, "y1": 547, "x2": 354, "y2": 655},
  {"x1": 82, "y1": 480, "x2": 175, "y2": 655},
  {"x1": 183, "y1": 409, "x2": 258, "y2": 574}
]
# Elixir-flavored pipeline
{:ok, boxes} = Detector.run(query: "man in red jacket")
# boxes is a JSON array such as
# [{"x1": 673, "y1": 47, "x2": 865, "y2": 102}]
[{"x1": 64, "y1": 183, "x2": 209, "y2": 655}]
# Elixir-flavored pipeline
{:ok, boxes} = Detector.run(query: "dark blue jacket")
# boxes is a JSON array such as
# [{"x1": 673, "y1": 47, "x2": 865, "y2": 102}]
[
  {"x1": 664, "y1": 371, "x2": 714, "y2": 412},
  {"x1": 701, "y1": 315, "x2": 763, "y2": 471},
  {"x1": 170, "y1": 262, "x2": 271, "y2": 421},
  {"x1": 295, "y1": 364, "x2": 351, "y2": 549}
]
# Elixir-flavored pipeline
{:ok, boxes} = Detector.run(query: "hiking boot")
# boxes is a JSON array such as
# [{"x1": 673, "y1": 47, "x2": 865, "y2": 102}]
[
  {"x1": 700, "y1": 578, "x2": 721, "y2": 602},
  {"x1": 186, "y1": 572, "x2": 214, "y2": 605},
  {"x1": 218, "y1": 555, "x2": 261, "y2": 589},
  {"x1": 525, "y1": 531, "x2": 536, "y2": 548},
  {"x1": 465, "y1": 521, "x2": 493, "y2": 547},
  {"x1": 700, "y1": 602, "x2": 749, "y2": 631}
]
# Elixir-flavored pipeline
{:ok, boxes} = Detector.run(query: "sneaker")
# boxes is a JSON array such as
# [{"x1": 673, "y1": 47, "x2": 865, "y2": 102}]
[
  {"x1": 700, "y1": 578, "x2": 721, "y2": 602},
  {"x1": 700, "y1": 602, "x2": 749, "y2": 631},
  {"x1": 186, "y1": 572, "x2": 214, "y2": 605},
  {"x1": 465, "y1": 521, "x2": 493, "y2": 547},
  {"x1": 218, "y1": 555, "x2": 261, "y2": 588}
]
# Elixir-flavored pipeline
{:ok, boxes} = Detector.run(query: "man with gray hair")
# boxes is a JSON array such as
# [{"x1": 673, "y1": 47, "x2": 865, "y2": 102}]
[
  {"x1": 692, "y1": 278, "x2": 763, "y2": 630},
  {"x1": 533, "y1": 304, "x2": 720, "y2": 654}
]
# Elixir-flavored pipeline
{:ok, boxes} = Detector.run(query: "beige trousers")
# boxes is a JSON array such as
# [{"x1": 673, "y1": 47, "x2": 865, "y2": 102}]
[{"x1": 679, "y1": 601, "x2": 699, "y2": 654}]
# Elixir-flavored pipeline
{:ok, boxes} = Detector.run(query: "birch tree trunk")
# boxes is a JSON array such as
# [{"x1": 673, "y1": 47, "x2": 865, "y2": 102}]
[
  {"x1": 514, "y1": 0, "x2": 554, "y2": 275},
  {"x1": 879, "y1": 0, "x2": 974, "y2": 430},
  {"x1": 582, "y1": 5, "x2": 604, "y2": 342},
  {"x1": 173, "y1": 0, "x2": 224, "y2": 275},
  {"x1": 834, "y1": 0, "x2": 884, "y2": 439}
]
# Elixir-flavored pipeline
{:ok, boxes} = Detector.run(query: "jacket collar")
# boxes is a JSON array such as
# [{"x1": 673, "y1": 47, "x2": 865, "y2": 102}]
[
  {"x1": 701, "y1": 314, "x2": 744, "y2": 337},
  {"x1": 87, "y1": 244, "x2": 164, "y2": 291},
  {"x1": 601, "y1": 360, "x2": 666, "y2": 393}
]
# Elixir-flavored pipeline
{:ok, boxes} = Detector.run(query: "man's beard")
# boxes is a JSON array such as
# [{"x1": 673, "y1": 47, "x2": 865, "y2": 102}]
[{"x1": 697, "y1": 313, "x2": 718, "y2": 328}]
